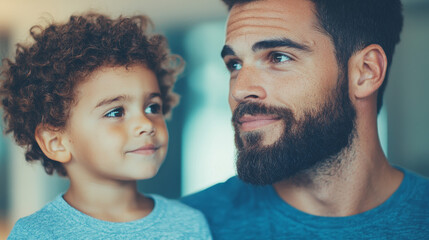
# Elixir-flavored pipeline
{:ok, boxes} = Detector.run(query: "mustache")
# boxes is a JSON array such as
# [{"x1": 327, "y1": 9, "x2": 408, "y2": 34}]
[{"x1": 232, "y1": 101, "x2": 295, "y2": 124}]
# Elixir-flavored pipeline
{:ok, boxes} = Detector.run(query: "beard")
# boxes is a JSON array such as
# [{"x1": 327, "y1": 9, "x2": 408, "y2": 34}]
[{"x1": 232, "y1": 76, "x2": 356, "y2": 185}]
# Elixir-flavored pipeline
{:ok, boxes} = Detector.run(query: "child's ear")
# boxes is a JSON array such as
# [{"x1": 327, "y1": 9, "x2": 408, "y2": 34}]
[
  {"x1": 35, "y1": 125, "x2": 71, "y2": 163},
  {"x1": 348, "y1": 44, "x2": 387, "y2": 99}
]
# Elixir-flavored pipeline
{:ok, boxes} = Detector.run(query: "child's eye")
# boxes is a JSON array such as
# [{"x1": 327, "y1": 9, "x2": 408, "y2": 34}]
[
  {"x1": 145, "y1": 103, "x2": 162, "y2": 115},
  {"x1": 104, "y1": 107, "x2": 124, "y2": 118}
]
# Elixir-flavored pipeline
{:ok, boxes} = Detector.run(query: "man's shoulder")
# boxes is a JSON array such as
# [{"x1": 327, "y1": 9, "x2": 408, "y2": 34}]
[
  {"x1": 181, "y1": 176, "x2": 266, "y2": 222},
  {"x1": 148, "y1": 195, "x2": 212, "y2": 239},
  {"x1": 153, "y1": 194, "x2": 207, "y2": 221},
  {"x1": 181, "y1": 176, "x2": 269, "y2": 239},
  {"x1": 181, "y1": 176, "x2": 253, "y2": 209},
  {"x1": 402, "y1": 168, "x2": 429, "y2": 207}
]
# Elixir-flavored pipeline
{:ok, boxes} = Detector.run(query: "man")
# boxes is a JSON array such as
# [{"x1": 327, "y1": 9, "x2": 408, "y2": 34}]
[{"x1": 182, "y1": 0, "x2": 429, "y2": 239}]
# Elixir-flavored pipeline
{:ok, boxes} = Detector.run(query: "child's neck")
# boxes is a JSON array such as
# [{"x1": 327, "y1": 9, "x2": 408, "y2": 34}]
[{"x1": 63, "y1": 180, "x2": 153, "y2": 222}]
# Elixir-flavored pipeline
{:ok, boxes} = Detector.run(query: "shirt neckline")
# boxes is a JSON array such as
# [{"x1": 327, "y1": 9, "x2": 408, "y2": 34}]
[
  {"x1": 52, "y1": 193, "x2": 166, "y2": 233},
  {"x1": 259, "y1": 167, "x2": 414, "y2": 229}
]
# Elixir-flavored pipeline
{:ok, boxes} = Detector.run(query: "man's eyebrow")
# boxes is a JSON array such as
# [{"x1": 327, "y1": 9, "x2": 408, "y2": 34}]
[
  {"x1": 220, "y1": 38, "x2": 311, "y2": 59},
  {"x1": 252, "y1": 38, "x2": 311, "y2": 52},
  {"x1": 221, "y1": 45, "x2": 236, "y2": 58}
]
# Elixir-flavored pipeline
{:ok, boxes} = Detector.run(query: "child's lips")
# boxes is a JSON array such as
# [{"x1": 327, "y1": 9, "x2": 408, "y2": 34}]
[{"x1": 128, "y1": 144, "x2": 159, "y2": 155}]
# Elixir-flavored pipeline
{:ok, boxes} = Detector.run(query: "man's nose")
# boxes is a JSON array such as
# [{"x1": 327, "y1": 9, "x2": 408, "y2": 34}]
[
  {"x1": 132, "y1": 113, "x2": 155, "y2": 137},
  {"x1": 230, "y1": 66, "x2": 267, "y2": 103}
]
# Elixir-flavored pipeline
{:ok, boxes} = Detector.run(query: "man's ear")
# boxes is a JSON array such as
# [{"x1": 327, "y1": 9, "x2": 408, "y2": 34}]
[
  {"x1": 348, "y1": 44, "x2": 387, "y2": 99},
  {"x1": 35, "y1": 125, "x2": 71, "y2": 163}
]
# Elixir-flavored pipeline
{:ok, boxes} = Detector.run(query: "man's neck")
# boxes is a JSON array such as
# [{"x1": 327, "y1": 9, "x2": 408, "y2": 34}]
[{"x1": 273, "y1": 138, "x2": 403, "y2": 217}]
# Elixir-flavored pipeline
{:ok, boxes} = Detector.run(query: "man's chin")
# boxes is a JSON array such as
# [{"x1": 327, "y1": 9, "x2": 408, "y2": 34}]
[
  {"x1": 235, "y1": 144, "x2": 290, "y2": 185},
  {"x1": 238, "y1": 130, "x2": 283, "y2": 149}
]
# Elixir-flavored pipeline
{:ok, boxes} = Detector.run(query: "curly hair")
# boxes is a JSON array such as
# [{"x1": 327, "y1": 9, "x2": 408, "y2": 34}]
[{"x1": 0, "y1": 13, "x2": 183, "y2": 176}]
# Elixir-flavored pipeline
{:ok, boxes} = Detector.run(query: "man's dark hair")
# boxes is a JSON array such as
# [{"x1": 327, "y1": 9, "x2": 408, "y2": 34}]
[
  {"x1": 222, "y1": 0, "x2": 403, "y2": 113},
  {"x1": 0, "y1": 13, "x2": 183, "y2": 176}
]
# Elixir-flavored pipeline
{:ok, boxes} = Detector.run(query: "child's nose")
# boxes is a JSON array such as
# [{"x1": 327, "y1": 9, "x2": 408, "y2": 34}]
[{"x1": 133, "y1": 114, "x2": 155, "y2": 137}]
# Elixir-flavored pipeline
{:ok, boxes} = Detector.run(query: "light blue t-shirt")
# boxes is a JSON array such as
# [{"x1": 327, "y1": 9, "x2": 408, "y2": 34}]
[
  {"x1": 182, "y1": 168, "x2": 429, "y2": 239},
  {"x1": 8, "y1": 194, "x2": 212, "y2": 239}
]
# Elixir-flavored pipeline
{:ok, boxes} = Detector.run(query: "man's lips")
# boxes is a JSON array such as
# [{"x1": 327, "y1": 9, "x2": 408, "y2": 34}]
[
  {"x1": 238, "y1": 114, "x2": 281, "y2": 131},
  {"x1": 128, "y1": 144, "x2": 159, "y2": 155}
]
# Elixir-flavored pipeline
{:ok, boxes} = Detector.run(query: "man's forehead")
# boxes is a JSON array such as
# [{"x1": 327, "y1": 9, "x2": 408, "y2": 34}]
[
  {"x1": 225, "y1": 0, "x2": 319, "y2": 48},
  {"x1": 227, "y1": 0, "x2": 316, "y2": 23},
  {"x1": 225, "y1": 0, "x2": 318, "y2": 44}
]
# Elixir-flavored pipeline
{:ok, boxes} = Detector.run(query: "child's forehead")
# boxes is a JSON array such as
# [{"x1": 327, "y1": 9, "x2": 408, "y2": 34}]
[
  {"x1": 75, "y1": 64, "x2": 155, "y2": 88},
  {"x1": 72, "y1": 64, "x2": 160, "y2": 102},
  {"x1": 87, "y1": 64, "x2": 154, "y2": 79}
]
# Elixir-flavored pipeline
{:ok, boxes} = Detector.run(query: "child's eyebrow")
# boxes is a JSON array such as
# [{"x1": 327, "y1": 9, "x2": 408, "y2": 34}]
[
  {"x1": 94, "y1": 93, "x2": 162, "y2": 110},
  {"x1": 94, "y1": 95, "x2": 130, "y2": 109},
  {"x1": 149, "y1": 93, "x2": 162, "y2": 100}
]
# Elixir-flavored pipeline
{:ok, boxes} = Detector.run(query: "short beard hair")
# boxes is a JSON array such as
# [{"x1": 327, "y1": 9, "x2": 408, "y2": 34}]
[{"x1": 232, "y1": 75, "x2": 356, "y2": 185}]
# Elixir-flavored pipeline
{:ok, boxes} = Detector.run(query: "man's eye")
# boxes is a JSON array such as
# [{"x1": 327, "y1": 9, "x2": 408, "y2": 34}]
[
  {"x1": 225, "y1": 60, "x2": 242, "y2": 72},
  {"x1": 269, "y1": 52, "x2": 292, "y2": 63},
  {"x1": 104, "y1": 107, "x2": 124, "y2": 118},
  {"x1": 145, "y1": 103, "x2": 162, "y2": 114}
]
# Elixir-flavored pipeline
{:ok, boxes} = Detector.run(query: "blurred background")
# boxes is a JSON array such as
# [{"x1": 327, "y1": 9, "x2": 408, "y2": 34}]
[{"x1": 0, "y1": 0, "x2": 428, "y2": 238}]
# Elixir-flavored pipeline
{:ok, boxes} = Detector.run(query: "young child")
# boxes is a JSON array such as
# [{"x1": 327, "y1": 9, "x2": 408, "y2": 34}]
[{"x1": 1, "y1": 13, "x2": 211, "y2": 239}]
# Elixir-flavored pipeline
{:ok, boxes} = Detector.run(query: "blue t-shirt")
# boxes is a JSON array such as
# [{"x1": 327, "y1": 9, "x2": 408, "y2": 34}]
[
  {"x1": 8, "y1": 194, "x2": 212, "y2": 239},
  {"x1": 182, "y1": 168, "x2": 429, "y2": 239}
]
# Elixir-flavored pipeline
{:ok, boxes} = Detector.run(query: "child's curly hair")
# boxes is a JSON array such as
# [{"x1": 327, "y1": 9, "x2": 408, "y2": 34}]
[{"x1": 0, "y1": 13, "x2": 183, "y2": 176}]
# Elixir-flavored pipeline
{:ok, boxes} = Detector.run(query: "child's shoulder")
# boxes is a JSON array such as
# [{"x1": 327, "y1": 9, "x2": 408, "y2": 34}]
[
  {"x1": 149, "y1": 194, "x2": 212, "y2": 239},
  {"x1": 151, "y1": 194, "x2": 206, "y2": 219},
  {"x1": 8, "y1": 195, "x2": 69, "y2": 239}
]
